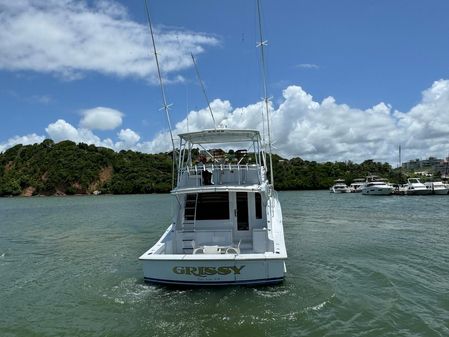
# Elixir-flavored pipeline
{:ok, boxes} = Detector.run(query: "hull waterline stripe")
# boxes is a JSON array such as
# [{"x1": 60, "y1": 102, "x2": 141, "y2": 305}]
[{"x1": 143, "y1": 276, "x2": 284, "y2": 286}]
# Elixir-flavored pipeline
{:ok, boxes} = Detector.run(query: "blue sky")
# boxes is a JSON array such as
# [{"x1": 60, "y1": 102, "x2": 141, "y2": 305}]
[{"x1": 1, "y1": 0, "x2": 449, "y2": 164}]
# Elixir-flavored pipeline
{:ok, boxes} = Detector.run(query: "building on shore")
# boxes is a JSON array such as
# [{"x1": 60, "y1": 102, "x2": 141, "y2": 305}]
[{"x1": 402, "y1": 157, "x2": 449, "y2": 176}]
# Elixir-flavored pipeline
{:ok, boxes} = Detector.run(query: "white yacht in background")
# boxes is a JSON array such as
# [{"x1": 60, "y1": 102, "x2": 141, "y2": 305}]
[
  {"x1": 405, "y1": 178, "x2": 432, "y2": 195},
  {"x1": 330, "y1": 179, "x2": 350, "y2": 193},
  {"x1": 349, "y1": 178, "x2": 365, "y2": 193},
  {"x1": 361, "y1": 176, "x2": 393, "y2": 195},
  {"x1": 139, "y1": 129, "x2": 287, "y2": 285},
  {"x1": 424, "y1": 181, "x2": 449, "y2": 195}
]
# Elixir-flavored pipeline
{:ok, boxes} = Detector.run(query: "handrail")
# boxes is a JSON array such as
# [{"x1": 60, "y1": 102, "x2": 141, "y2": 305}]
[{"x1": 178, "y1": 163, "x2": 264, "y2": 187}]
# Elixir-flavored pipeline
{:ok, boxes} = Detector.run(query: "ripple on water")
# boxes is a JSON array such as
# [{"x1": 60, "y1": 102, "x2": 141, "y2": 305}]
[{"x1": 2, "y1": 192, "x2": 449, "y2": 337}]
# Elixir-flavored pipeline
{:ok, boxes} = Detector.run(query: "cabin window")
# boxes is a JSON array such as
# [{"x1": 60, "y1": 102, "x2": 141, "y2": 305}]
[
  {"x1": 196, "y1": 192, "x2": 229, "y2": 220},
  {"x1": 255, "y1": 193, "x2": 262, "y2": 219}
]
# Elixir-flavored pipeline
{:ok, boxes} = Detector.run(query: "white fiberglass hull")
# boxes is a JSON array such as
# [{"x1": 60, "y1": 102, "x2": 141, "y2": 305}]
[
  {"x1": 362, "y1": 187, "x2": 393, "y2": 195},
  {"x1": 432, "y1": 188, "x2": 449, "y2": 195},
  {"x1": 331, "y1": 188, "x2": 350, "y2": 193},
  {"x1": 139, "y1": 191, "x2": 287, "y2": 286},
  {"x1": 140, "y1": 252, "x2": 286, "y2": 286},
  {"x1": 405, "y1": 188, "x2": 432, "y2": 195}
]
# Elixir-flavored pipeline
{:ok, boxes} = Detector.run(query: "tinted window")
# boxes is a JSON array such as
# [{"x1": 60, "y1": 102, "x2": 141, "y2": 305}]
[
  {"x1": 255, "y1": 193, "x2": 262, "y2": 219},
  {"x1": 237, "y1": 192, "x2": 249, "y2": 230},
  {"x1": 196, "y1": 192, "x2": 229, "y2": 220}
]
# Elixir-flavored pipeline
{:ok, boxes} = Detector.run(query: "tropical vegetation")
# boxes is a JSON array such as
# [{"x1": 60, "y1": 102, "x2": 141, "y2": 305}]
[{"x1": 1, "y1": 140, "x2": 410, "y2": 196}]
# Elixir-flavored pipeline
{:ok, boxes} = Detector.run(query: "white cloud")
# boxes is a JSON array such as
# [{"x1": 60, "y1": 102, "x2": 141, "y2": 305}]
[
  {"x1": 137, "y1": 80, "x2": 449, "y2": 164},
  {"x1": 0, "y1": 0, "x2": 219, "y2": 80},
  {"x1": 118, "y1": 128, "x2": 140, "y2": 145},
  {"x1": 114, "y1": 128, "x2": 140, "y2": 150},
  {"x1": 45, "y1": 119, "x2": 114, "y2": 147},
  {"x1": 393, "y1": 79, "x2": 449, "y2": 159},
  {"x1": 45, "y1": 119, "x2": 79, "y2": 142},
  {"x1": 296, "y1": 63, "x2": 319, "y2": 69},
  {"x1": 0, "y1": 133, "x2": 45, "y2": 153},
  {"x1": 2, "y1": 80, "x2": 449, "y2": 164},
  {"x1": 80, "y1": 107, "x2": 123, "y2": 130}
]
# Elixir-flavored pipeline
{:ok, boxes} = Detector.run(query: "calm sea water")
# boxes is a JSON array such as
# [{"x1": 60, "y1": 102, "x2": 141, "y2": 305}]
[{"x1": 1, "y1": 191, "x2": 448, "y2": 337}]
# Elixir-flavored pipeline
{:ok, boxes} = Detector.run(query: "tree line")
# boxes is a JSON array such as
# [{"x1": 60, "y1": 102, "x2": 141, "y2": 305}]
[
  {"x1": 0, "y1": 139, "x2": 407, "y2": 196},
  {"x1": 0, "y1": 140, "x2": 171, "y2": 196}
]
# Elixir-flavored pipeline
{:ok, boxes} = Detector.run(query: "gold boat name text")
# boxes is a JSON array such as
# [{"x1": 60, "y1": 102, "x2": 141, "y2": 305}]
[{"x1": 172, "y1": 266, "x2": 245, "y2": 277}]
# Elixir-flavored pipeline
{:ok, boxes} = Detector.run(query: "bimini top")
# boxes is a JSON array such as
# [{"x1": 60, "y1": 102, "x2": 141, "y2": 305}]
[{"x1": 178, "y1": 129, "x2": 260, "y2": 144}]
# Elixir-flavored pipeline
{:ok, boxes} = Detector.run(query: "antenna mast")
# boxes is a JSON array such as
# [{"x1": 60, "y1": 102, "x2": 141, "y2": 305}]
[
  {"x1": 144, "y1": 0, "x2": 177, "y2": 188},
  {"x1": 256, "y1": 0, "x2": 274, "y2": 186},
  {"x1": 191, "y1": 53, "x2": 217, "y2": 130}
]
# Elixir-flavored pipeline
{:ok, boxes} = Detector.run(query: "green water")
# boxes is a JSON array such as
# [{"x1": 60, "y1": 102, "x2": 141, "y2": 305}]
[{"x1": 1, "y1": 192, "x2": 448, "y2": 336}]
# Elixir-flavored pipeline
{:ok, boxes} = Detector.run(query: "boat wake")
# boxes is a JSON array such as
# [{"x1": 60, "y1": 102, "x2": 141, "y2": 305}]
[
  {"x1": 102, "y1": 278, "x2": 160, "y2": 304},
  {"x1": 307, "y1": 293, "x2": 336, "y2": 312},
  {"x1": 253, "y1": 287, "x2": 290, "y2": 298}
]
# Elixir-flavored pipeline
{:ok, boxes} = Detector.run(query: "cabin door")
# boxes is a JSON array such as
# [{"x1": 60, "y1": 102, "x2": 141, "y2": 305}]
[{"x1": 236, "y1": 192, "x2": 249, "y2": 231}]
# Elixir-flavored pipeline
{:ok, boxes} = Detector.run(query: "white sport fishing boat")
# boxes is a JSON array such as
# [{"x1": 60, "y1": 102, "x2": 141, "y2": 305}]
[
  {"x1": 139, "y1": 129, "x2": 287, "y2": 285},
  {"x1": 139, "y1": 0, "x2": 286, "y2": 285}
]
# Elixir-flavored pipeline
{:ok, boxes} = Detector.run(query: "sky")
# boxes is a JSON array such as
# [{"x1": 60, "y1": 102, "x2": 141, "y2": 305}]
[{"x1": 1, "y1": 0, "x2": 449, "y2": 165}]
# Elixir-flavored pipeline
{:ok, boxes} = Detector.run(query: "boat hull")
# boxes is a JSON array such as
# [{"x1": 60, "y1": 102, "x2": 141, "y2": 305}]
[
  {"x1": 432, "y1": 189, "x2": 449, "y2": 195},
  {"x1": 405, "y1": 189, "x2": 432, "y2": 195},
  {"x1": 330, "y1": 188, "x2": 350, "y2": 193},
  {"x1": 140, "y1": 255, "x2": 286, "y2": 286},
  {"x1": 362, "y1": 187, "x2": 393, "y2": 195}
]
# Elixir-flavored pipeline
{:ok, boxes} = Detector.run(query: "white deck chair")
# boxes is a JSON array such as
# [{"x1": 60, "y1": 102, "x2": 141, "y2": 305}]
[{"x1": 226, "y1": 240, "x2": 241, "y2": 254}]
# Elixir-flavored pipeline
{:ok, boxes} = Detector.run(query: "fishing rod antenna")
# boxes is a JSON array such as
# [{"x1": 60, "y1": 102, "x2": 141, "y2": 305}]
[
  {"x1": 144, "y1": 0, "x2": 177, "y2": 188},
  {"x1": 256, "y1": 0, "x2": 274, "y2": 187},
  {"x1": 191, "y1": 53, "x2": 217, "y2": 130}
]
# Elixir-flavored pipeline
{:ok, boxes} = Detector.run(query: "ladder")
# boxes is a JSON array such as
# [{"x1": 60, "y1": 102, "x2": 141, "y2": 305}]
[{"x1": 183, "y1": 193, "x2": 198, "y2": 232}]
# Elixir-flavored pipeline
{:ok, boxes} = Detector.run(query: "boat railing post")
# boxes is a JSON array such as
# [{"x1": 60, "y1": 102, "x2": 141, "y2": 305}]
[
  {"x1": 238, "y1": 164, "x2": 241, "y2": 185},
  {"x1": 194, "y1": 165, "x2": 199, "y2": 186}
]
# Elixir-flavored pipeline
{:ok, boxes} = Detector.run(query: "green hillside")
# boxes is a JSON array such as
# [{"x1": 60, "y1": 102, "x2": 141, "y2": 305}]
[
  {"x1": 0, "y1": 140, "x2": 172, "y2": 196},
  {"x1": 0, "y1": 140, "x2": 403, "y2": 196}
]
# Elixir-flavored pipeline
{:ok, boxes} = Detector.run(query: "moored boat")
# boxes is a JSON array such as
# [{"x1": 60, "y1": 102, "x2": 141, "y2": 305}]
[
  {"x1": 405, "y1": 178, "x2": 432, "y2": 195},
  {"x1": 424, "y1": 181, "x2": 449, "y2": 195},
  {"x1": 361, "y1": 176, "x2": 393, "y2": 195},
  {"x1": 349, "y1": 178, "x2": 365, "y2": 193},
  {"x1": 330, "y1": 179, "x2": 350, "y2": 193}
]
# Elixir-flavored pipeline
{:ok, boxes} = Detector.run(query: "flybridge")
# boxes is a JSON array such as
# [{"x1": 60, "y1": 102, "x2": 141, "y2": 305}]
[{"x1": 175, "y1": 129, "x2": 268, "y2": 190}]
